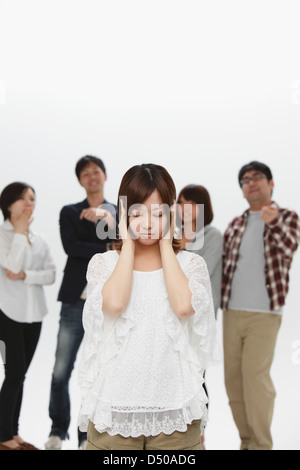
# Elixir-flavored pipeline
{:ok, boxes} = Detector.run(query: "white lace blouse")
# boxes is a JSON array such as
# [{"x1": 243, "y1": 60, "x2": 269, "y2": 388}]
[{"x1": 78, "y1": 249, "x2": 218, "y2": 438}]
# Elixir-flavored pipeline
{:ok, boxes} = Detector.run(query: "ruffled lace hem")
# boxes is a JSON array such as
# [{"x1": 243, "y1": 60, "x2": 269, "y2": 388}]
[{"x1": 78, "y1": 395, "x2": 208, "y2": 438}]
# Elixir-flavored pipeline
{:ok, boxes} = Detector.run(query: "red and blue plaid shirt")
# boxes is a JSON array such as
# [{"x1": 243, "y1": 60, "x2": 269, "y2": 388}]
[{"x1": 222, "y1": 203, "x2": 300, "y2": 311}]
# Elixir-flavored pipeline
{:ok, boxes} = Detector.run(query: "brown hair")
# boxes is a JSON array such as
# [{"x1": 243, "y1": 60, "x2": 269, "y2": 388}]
[
  {"x1": 116, "y1": 163, "x2": 181, "y2": 253},
  {"x1": 177, "y1": 184, "x2": 213, "y2": 226}
]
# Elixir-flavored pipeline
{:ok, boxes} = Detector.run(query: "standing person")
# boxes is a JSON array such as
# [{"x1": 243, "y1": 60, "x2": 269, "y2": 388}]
[
  {"x1": 177, "y1": 184, "x2": 223, "y2": 449},
  {"x1": 177, "y1": 184, "x2": 222, "y2": 318},
  {"x1": 0, "y1": 182, "x2": 55, "y2": 450},
  {"x1": 78, "y1": 163, "x2": 218, "y2": 451},
  {"x1": 222, "y1": 161, "x2": 300, "y2": 450},
  {"x1": 45, "y1": 156, "x2": 117, "y2": 451}
]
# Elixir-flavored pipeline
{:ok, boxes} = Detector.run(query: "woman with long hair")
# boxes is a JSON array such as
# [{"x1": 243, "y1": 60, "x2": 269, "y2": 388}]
[
  {"x1": 177, "y1": 184, "x2": 223, "y2": 449},
  {"x1": 177, "y1": 184, "x2": 222, "y2": 317}
]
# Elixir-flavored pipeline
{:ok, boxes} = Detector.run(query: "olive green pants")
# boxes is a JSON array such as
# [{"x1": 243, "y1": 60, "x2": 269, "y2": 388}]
[
  {"x1": 223, "y1": 309, "x2": 282, "y2": 450},
  {"x1": 86, "y1": 419, "x2": 202, "y2": 450}
]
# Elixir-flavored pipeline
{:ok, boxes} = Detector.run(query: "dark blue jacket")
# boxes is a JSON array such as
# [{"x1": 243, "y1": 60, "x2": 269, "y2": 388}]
[{"x1": 57, "y1": 198, "x2": 117, "y2": 303}]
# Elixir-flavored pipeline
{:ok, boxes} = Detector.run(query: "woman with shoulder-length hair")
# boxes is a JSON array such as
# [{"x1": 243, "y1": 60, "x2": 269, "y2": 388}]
[
  {"x1": 177, "y1": 184, "x2": 223, "y2": 449},
  {"x1": 0, "y1": 182, "x2": 55, "y2": 450},
  {"x1": 177, "y1": 184, "x2": 223, "y2": 318},
  {"x1": 78, "y1": 164, "x2": 218, "y2": 451}
]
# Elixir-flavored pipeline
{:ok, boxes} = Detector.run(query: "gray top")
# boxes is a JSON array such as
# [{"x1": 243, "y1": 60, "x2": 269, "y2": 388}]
[
  {"x1": 228, "y1": 211, "x2": 282, "y2": 314},
  {"x1": 187, "y1": 224, "x2": 223, "y2": 317}
]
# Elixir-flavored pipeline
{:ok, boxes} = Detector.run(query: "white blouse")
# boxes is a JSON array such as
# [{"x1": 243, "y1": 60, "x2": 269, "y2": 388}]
[
  {"x1": 78, "y1": 249, "x2": 218, "y2": 438},
  {"x1": 0, "y1": 219, "x2": 56, "y2": 323}
]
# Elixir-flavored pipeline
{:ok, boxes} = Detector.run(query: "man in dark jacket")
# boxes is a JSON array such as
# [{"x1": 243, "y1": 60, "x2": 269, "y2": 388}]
[{"x1": 45, "y1": 156, "x2": 117, "y2": 450}]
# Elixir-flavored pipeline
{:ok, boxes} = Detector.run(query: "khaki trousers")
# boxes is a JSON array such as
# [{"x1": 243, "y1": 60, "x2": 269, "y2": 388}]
[
  {"x1": 223, "y1": 309, "x2": 281, "y2": 450},
  {"x1": 86, "y1": 419, "x2": 202, "y2": 450}
]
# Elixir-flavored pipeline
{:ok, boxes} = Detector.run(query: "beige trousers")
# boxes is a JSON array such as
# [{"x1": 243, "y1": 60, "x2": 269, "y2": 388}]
[
  {"x1": 223, "y1": 309, "x2": 282, "y2": 450},
  {"x1": 86, "y1": 419, "x2": 202, "y2": 450}
]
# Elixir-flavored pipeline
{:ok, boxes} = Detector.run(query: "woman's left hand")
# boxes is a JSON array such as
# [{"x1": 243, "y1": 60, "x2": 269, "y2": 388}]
[{"x1": 159, "y1": 203, "x2": 176, "y2": 249}]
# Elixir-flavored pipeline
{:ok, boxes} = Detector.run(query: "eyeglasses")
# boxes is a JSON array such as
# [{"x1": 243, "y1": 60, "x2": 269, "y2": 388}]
[{"x1": 240, "y1": 173, "x2": 266, "y2": 186}]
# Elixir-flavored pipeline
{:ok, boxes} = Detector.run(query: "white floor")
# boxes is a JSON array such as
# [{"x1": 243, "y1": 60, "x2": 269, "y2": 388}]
[{"x1": 1, "y1": 306, "x2": 300, "y2": 451}]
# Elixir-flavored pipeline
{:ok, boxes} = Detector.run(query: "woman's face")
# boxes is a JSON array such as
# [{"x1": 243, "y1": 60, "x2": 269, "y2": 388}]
[
  {"x1": 8, "y1": 188, "x2": 36, "y2": 219},
  {"x1": 177, "y1": 194, "x2": 199, "y2": 226},
  {"x1": 128, "y1": 189, "x2": 169, "y2": 245}
]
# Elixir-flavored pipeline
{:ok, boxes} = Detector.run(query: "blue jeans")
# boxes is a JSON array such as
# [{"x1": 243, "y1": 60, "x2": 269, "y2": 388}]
[{"x1": 49, "y1": 300, "x2": 86, "y2": 445}]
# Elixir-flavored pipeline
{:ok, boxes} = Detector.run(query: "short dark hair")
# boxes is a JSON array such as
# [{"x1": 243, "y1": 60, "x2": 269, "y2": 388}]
[
  {"x1": 177, "y1": 184, "x2": 214, "y2": 226},
  {"x1": 75, "y1": 155, "x2": 106, "y2": 179},
  {"x1": 0, "y1": 182, "x2": 35, "y2": 220},
  {"x1": 238, "y1": 161, "x2": 273, "y2": 187}
]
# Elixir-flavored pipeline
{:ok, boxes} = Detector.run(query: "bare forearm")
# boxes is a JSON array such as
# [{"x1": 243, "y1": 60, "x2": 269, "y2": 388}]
[
  {"x1": 102, "y1": 242, "x2": 135, "y2": 315},
  {"x1": 160, "y1": 244, "x2": 194, "y2": 318}
]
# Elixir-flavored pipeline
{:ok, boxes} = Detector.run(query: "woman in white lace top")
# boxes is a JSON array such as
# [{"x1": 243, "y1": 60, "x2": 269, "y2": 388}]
[{"x1": 78, "y1": 164, "x2": 218, "y2": 450}]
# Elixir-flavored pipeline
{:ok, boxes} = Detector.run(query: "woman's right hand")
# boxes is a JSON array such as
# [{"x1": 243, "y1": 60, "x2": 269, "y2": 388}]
[
  {"x1": 11, "y1": 208, "x2": 33, "y2": 235},
  {"x1": 119, "y1": 197, "x2": 135, "y2": 250},
  {"x1": 4, "y1": 268, "x2": 26, "y2": 280},
  {"x1": 102, "y1": 198, "x2": 135, "y2": 316}
]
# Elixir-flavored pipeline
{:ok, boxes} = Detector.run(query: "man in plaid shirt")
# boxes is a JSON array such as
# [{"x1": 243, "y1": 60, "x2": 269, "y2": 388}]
[{"x1": 222, "y1": 161, "x2": 300, "y2": 450}]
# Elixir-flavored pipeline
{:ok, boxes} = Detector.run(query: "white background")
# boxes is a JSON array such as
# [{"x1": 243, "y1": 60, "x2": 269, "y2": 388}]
[{"x1": 1, "y1": 0, "x2": 300, "y2": 450}]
